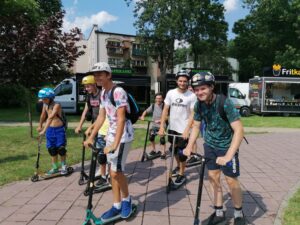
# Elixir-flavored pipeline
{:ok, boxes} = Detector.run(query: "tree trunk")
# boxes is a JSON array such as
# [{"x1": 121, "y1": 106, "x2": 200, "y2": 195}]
[{"x1": 25, "y1": 88, "x2": 33, "y2": 138}]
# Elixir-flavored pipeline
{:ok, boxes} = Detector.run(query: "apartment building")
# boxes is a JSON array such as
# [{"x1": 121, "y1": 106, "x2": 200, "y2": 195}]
[{"x1": 73, "y1": 25, "x2": 159, "y2": 92}]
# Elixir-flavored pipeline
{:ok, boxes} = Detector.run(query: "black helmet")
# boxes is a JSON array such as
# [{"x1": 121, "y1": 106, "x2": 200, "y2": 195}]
[
  {"x1": 191, "y1": 71, "x2": 215, "y2": 88},
  {"x1": 176, "y1": 69, "x2": 190, "y2": 80}
]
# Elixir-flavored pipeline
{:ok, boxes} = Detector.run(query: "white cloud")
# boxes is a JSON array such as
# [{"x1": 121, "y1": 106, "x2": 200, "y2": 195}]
[
  {"x1": 223, "y1": 0, "x2": 239, "y2": 13},
  {"x1": 63, "y1": 11, "x2": 118, "y2": 34}
]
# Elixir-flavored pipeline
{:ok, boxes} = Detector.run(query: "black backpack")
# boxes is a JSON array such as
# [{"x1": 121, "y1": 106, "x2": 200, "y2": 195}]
[
  {"x1": 46, "y1": 102, "x2": 68, "y2": 129},
  {"x1": 197, "y1": 94, "x2": 248, "y2": 144},
  {"x1": 109, "y1": 86, "x2": 140, "y2": 124}
]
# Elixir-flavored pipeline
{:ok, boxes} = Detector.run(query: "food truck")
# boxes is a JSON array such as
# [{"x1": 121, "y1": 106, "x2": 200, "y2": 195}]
[{"x1": 249, "y1": 65, "x2": 300, "y2": 115}]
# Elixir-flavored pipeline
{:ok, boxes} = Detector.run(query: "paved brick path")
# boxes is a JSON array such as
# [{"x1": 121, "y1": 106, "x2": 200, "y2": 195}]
[{"x1": 1, "y1": 131, "x2": 300, "y2": 225}]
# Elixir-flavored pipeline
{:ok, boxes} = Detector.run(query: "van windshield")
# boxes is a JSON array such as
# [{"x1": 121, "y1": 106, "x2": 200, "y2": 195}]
[{"x1": 55, "y1": 82, "x2": 73, "y2": 96}]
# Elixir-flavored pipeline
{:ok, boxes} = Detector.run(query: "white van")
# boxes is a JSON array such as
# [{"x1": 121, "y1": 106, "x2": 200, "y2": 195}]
[{"x1": 228, "y1": 83, "x2": 251, "y2": 117}]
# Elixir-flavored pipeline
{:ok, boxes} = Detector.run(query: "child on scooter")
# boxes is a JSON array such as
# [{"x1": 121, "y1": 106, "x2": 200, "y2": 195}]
[{"x1": 37, "y1": 88, "x2": 68, "y2": 175}]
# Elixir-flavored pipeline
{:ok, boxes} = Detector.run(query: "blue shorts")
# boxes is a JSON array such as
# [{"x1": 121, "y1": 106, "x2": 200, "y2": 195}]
[
  {"x1": 203, "y1": 143, "x2": 240, "y2": 178},
  {"x1": 46, "y1": 126, "x2": 66, "y2": 149}
]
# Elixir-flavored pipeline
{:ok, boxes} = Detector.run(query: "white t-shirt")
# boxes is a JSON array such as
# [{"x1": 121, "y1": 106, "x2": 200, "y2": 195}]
[
  {"x1": 100, "y1": 87, "x2": 134, "y2": 143},
  {"x1": 164, "y1": 88, "x2": 197, "y2": 133}
]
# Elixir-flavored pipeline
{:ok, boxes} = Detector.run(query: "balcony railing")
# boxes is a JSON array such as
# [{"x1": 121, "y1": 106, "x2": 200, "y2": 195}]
[{"x1": 132, "y1": 49, "x2": 146, "y2": 57}]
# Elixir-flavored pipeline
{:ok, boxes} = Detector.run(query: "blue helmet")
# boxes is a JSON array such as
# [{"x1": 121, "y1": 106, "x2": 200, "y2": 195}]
[{"x1": 38, "y1": 88, "x2": 55, "y2": 99}]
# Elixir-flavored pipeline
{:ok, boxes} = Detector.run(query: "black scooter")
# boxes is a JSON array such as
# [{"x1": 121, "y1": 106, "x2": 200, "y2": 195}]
[
  {"x1": 165, "y1": 132, "x2": 188, "y2": 193},
  {"x1": 78, "y1": 134, "x2": 90, "y2": 185},
  {"x1": 31, "y1": 136, "x2": 73, "y2": 182},
  {"x1": 140, "y1": 120, "x2": 161, "y2": 162},
  {"x1": 82, "y1": 144, "x2": 137, "y2": 225}
]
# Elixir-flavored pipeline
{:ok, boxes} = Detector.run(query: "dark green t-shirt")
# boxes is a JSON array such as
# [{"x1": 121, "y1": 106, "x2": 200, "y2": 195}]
[{"x1": 194, "y1": 95, "x2": 240, "y2": 150}]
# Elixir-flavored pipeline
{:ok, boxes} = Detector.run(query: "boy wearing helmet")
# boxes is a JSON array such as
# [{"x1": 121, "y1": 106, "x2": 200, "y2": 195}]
[
  {"x1": 84, "y1": 62, "x2": 134, "y2": 221},
  {"x1": 158, "y1": 69, "x2": 197, "y2": 188},
  {"x1": 183, "y1": 72, "x2": 246, "y2": 225},
  {"x1": 76, "y1": 75, "x2": 110, "y2": 187},
  {"x1": 75, "y1": 75, "x2": 100, "y2": 133},
  {"x1": 37, "y1": 88, "x2": 68, "y2": 175}
]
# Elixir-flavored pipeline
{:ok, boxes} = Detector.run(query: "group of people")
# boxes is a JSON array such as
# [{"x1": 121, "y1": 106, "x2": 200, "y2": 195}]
[{"x1": 37, "y1": 62, "x2": 246, "y2": 225}]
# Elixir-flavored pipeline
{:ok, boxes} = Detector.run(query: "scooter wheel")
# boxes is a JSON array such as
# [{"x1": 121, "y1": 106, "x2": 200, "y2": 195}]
[
  {"x1": 31, "y1": 175, "x2": 39, "y2": 182},
  {"x1": 78, "y1": 179, "x2": 85, "y2": 185},
  {"x1": 83, "y1": 188, "x2": 89, "y2": 196},
  {"x1": 67, "y1": 167, "x2": 74, "y2": 173}
]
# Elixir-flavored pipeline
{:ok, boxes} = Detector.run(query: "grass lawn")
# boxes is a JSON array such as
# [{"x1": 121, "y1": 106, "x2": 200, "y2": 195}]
[
  {"x1": 283, "y1": 188, "x2": 300, "y2": 225},
  {"x1": 241, "y1": 115, "x2": 300, "y2": 128},
  {"x1": 0, "y1": 126, "x2": 147, "y2": 186}
]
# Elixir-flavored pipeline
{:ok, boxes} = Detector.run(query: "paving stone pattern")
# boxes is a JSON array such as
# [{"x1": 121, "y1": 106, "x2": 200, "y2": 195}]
[{"x1": 1, "y1": 132, "x2": 300, "y2": 225}]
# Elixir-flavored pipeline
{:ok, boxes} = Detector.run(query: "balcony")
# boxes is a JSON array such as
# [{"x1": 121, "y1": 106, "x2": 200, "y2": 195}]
[
  {"x1": 107, "y1": 48, "x2": 123, "y2": 56},
  {"x1": 132, "y1": 49, "x2": 146, "y2": 57}
]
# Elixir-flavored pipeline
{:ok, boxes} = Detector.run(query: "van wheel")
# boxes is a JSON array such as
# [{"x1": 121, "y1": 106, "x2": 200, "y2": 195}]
[{"x1": 240, "y1": 107, "x2": 250, "y2": 117}]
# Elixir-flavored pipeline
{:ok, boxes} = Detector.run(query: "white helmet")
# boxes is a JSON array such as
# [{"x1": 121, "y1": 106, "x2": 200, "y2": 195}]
[{"x1": 91, "y1": 62, "x2": 112, "y2": 73}]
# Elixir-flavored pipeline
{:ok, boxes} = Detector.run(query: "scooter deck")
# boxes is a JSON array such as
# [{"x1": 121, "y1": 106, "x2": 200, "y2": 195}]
[
  {"x1": 203, "y1": 218, "x2": 229, "y2": 225},
  {"x1": 31, "y1": 167, "x2": 74, "y2": 182},
  {"x1": 186, "y1": 160, "x2": 202, "y2": 168},
  {"x1": 98, "y1": 204, "x2": 137, "y2": 225},
  {"x1": 145, "y1": 151, "x2": 161, "y2": 161},
  {"x1": 84, "y1": 183, "x2": 112, "y2": 196}
]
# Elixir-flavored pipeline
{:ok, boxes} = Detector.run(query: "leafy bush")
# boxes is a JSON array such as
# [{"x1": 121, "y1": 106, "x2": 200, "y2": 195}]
[{"x1": 0, "y1": 85, "x2": 28, "y2": 108}]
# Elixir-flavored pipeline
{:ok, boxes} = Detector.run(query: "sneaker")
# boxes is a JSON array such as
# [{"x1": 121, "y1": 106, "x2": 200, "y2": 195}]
[
  {"x1": 47, "y1": 168, "x2": 59, "y2": 175},
  {"x1": 121, "y1": 198, "x2": 132, "y2": 219},
  {"x1": 234, "y1": 216, "x2": 246, "y2": 225},
  {"x1": 172, "y1": 166, "x2": 179, "y2": 177},
  {"x1": 207, "y1": 212, "x2": 226, "y2": 225},
  {"x1": 160, "y1": 153, "x2": 166, "y2": 159},
  {"x1": 101, "y1": 206, "x2": 121, "y2": 221},
  {"x1": 96, "y1": 176, "x2": 107, "y2": 187},
  {"x1": 187, "y1": 155, "x2": 200, "y2": 164},
  {"x1": 149, "y1": 150, "x2": 157, "y2": 156},
  {"x1": 174, "y1": 175, "x2": 186, "y2": 186},
  {"x1": 61, "y1": 165, "x2": 68, "y2": 175}
]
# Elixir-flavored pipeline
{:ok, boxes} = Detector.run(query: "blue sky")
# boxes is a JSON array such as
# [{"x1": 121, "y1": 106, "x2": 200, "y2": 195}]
[{"x1": 62, "y1": 0, "x2": 249, "y2": 40}]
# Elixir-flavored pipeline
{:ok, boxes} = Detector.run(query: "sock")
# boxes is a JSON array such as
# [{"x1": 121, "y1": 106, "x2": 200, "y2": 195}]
[
  {"x1": 101, "y1": 175, "x2": 106, "y2": 180},
  {"x1": 52, "y1": 163, "x2": 58, "y2": 170},
  {"x1": 234, "y1": 207, "x2": 243, "y2": 218},
  {"x1": 122, "y1": 195, "x2": 131, "y2": 202},
  {"x1": 113, "y1": 202, "x2": 121, "y2": 210},
  {"x1": 214, "y1": 206, "x2": 224, "y2": 217}
]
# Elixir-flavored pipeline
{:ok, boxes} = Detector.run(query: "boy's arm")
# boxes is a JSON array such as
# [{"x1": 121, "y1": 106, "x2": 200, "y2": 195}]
[
  {"x1": 182, "y1": 110, "x2": 194, "y2": 139},
  {"x1": 139, "y1": 109, "x2": 148, "y2": 120},
  {"x1": 158, "y1": 104, "x2": 170, "y2": 136},
  {"x1": 37, "y1": 105, "x2": 47, "y2": 132},
  {"x1": 75, "y1": 103, "x2": 88, "y2": 134},
  {"x1": 216, "y1": 120, "x2": 244, "y2": 165},
  {"x1": 183, "y1": 120, "x2": 200, "y2": 156}
]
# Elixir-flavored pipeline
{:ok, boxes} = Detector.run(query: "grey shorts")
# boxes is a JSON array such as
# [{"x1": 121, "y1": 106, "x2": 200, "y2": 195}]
[{"x1": 106, "y1": 141, "x2": 132, "y2": 172}]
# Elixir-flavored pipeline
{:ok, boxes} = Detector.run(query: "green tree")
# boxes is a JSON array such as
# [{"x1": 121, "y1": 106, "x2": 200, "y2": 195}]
[
  {"x1": 181, "y1": 0, "x2": 231, "y2": 75},
  {"x1": 232, "y1": 0, "x2": 300, "y2": 81},
  {"x1": 0, "y1": 1, "x2": 85, "y2": 136}
]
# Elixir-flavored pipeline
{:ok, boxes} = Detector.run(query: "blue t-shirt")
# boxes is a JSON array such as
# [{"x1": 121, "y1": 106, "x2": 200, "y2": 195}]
[{"x1": 194, "y1": 95, "x2": 240, "y2": 150}]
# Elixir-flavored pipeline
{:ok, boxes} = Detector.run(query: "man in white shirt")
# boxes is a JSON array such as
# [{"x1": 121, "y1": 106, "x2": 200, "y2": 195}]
[{"x1": 158, "y1": 70, "x2": 197, "y2": 188}]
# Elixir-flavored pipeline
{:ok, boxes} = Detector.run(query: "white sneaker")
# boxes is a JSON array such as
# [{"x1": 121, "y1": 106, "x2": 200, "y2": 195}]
[{"x1": 61, "y1": 165, "x2": 68, "y2": 175}]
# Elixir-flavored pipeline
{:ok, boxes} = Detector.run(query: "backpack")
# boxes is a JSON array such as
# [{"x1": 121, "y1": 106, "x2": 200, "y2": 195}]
[
  {"x1": 197, "y1": 94, "x2": 248, "y2": 144},
  {"x1": 109, "y1": 86, "x2": 140, "y2": 124},
  {"x1": 46, "y1": 102, "x2": 68, "y2": 129}
]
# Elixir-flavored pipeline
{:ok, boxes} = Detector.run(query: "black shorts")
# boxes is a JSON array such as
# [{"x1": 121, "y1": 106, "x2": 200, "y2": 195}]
[
  {"x1": 167, "y1": 130, "x2": 188, "y2": 155},
  {"x1": 149, "y1": 127, "x2": 165, "y2": 145},
  {"x1": 204, "y1": 143, "x2": 240, "y2": 178}
]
